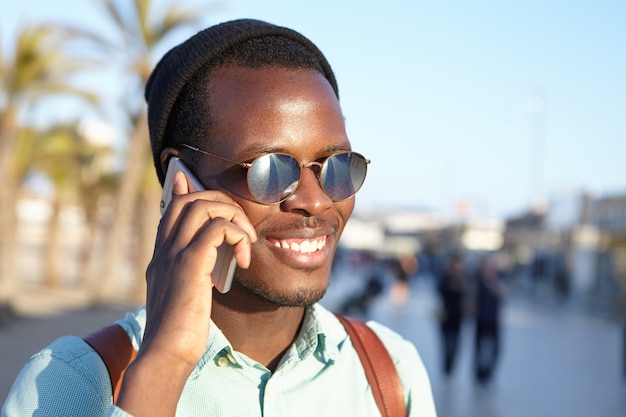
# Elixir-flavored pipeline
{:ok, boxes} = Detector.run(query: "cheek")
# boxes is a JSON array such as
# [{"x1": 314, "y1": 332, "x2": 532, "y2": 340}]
[
  {"x1": 336, "y1": 199, "x2": 355, "y2": 232},
  {"x1": 237, "y1": 201, "x2": 272, "y2": 231}
]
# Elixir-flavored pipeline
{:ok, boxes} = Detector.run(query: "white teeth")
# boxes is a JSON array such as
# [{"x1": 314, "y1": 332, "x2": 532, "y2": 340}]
[
  {"x1": 275, "y1": 238, "x2": 326, "y2": 254},
  {"x1": 300, "y1": 241, "x2": 311, "y2": 253}
]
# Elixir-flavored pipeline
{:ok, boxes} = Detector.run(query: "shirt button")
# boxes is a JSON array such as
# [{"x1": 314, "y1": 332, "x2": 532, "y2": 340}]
[{"x1": 217, "y1": 356, "x2": 229, "y2": 367}]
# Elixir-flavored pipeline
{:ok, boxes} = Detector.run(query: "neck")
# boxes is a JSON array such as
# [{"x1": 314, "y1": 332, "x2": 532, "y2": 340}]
[{"x1": 211, "y1": 288, "x2": 307, "y2": 371}]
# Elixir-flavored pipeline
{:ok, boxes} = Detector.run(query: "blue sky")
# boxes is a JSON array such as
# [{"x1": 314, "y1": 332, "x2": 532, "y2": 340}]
[{"x1": 3, "y1": 0, "x2": 626, "y2": 220}]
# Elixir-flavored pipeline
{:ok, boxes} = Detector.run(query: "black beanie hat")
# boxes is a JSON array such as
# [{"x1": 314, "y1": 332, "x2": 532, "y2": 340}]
[{"x1": 145, "y1": 18, "x2": 339, "y2": 184}]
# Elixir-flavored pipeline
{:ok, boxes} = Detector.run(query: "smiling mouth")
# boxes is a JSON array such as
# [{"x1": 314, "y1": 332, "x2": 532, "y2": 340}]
[{"x1": 269, "y1": 236, "x2": 328, "y2": 254}]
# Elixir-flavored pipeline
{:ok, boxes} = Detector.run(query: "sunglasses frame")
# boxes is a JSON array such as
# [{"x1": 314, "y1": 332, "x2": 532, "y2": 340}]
[{"x1": 180, "y1": 143, "x2": 370, "y2": 205}]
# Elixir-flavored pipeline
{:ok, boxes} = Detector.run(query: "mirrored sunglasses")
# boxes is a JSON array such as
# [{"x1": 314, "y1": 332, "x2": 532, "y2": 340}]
[{"x1": 181, "y1": 144, "x2": 370, "y2": 205}]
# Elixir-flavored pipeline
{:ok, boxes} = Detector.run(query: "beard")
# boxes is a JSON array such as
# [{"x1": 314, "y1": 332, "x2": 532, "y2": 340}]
[{"x1": 234, "y1": 270, "x2": 329, "y2": 307}]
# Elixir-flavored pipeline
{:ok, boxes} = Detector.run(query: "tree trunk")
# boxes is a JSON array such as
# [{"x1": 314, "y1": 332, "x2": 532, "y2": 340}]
[
  {"x1": 42, "y1": 196, "x2": 63, "y2": 289},
  {"x1": 79, "y1": 199, "x2": 103, "y2": 291},
  {"x1": 94, "y1": 113, "x2": 149, "y2": 304},
  {"x1": 0, "y1": 176, "x2": 18, "y2": 324},
  {"x1": 0, "y1": 111, "x2": 20, "y2": 324}
]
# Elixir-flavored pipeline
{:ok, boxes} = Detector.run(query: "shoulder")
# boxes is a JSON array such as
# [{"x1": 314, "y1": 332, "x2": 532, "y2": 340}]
[
  {"x1": 314, "y1": 303, "x2": 437, "y2": 417},
  {"x1": 312, "y1": 304, "x2": 421, "y2": 363},
  {"x1": 25, "y1": 335, "x2": 109, "y2": 383},
  {"x1": 314, "y1": 304, "x2": 431, "y2": 387},
  {"x1": 365, "y1": 320, "x2": 425, "y2": 373},
  {"x1": 3, "y1": 336, "x2": 112, "y2": 416}
]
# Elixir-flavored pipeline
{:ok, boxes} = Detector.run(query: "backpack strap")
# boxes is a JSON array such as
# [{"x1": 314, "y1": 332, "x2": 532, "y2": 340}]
[
  {"x1": 335, "y1": 313, "x2": 406, "y2": 417},
  {"x1": 85, "y1": 315, "x2": 406, "y2": 416},
  {"x1": 84, "y1": 323, "x2": 136, "y2": 403}
]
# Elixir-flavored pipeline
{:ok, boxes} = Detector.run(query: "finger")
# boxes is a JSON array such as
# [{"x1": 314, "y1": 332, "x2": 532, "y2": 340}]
[
  {"x1": 168, "y1": 196, "x2": 257, "y2": 246},
  {"x1": 185, "y1": 217, "x2": 254, "y2": 271},
  {"x1": 172, "y1": 170, "x2": 190, "y2": 195},
  {"x1": 157, "y1": 181, "x2": 253, "y2": 247}
]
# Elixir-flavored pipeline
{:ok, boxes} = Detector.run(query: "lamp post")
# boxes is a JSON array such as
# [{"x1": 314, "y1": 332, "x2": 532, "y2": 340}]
[{"x1": 528, "y1": 92, "x2": 547, "y2": 213}]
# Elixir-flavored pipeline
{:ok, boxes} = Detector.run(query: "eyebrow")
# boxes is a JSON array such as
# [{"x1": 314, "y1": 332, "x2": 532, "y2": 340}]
[
  {"x1": 237, "y1": 142, "x2": 352, "y2": 158},
  {"x1": 326, "y1": 143, "x2": 352, "y2": 153}
]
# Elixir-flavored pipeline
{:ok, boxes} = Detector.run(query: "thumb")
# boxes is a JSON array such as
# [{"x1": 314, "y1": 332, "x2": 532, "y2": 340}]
[{"x1": 173, "y1": 170, "x2": 191, "y2": 195}]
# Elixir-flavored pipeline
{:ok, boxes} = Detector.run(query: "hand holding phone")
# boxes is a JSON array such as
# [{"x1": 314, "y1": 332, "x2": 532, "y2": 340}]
[{"x1": 160, "y1": 157, "x2": 237, "y2": 293}]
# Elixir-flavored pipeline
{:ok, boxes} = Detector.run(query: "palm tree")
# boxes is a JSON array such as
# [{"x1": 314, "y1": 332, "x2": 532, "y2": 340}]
[
  {"x1": 14, "y1": 123, "x2": 116, "y2": 289},
  {"x1": 0, "y1": 24, "x2": 98, "y2": 322},
  {"x1": 86, "y1": 0, "x2": 211, "y2": 303}
]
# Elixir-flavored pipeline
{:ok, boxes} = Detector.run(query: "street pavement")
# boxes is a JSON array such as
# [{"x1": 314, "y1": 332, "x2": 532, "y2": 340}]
[{"x1": 2, "y1": 278, "x2": 625, "y2": 417}]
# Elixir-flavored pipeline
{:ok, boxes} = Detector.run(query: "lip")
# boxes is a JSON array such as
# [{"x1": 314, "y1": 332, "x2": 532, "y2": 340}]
[{"x1": 265, "y1": 233, "x2": 333, "y2": 268}]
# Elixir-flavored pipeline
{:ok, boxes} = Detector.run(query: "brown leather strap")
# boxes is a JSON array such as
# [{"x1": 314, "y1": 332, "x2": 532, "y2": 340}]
[
  {"x1": 84, "y1": 323, "x2": 137, "y2": 403},
  {"x1": 335, "y1": 314, "x2": 406, "y2": 417}
]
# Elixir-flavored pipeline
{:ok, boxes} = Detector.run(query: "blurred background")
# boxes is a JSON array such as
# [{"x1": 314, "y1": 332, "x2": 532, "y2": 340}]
[{"x1": 1, "y1": 1, "x2": 625, "y2": 416}]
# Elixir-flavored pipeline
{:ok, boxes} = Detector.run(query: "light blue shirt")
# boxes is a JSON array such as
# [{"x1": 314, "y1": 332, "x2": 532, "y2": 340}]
[{"x1": 2, "y1": 303, "x2": 437, "y2": 416}]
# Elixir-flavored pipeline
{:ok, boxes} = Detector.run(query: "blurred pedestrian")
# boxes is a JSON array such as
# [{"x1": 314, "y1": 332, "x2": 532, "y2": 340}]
[
  {"x1": 473, "y1": 254, "x2": 503, "y2": 386},
  {"x1": 390, "y1": 254, "x2": 418, "y2": 309},
  {"x1": 436, "y1": 252, "x2": 467, "y2": 376}
]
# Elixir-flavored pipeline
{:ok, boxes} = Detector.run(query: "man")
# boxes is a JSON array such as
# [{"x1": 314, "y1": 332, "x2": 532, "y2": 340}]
[
  {"x1": 437, "y1": 252, "x2": 467, "y2": 377},
  {"x1": 3, "y1": 19, "x2": 437, "y2": 416},
  {"x1": 473, "y1": 254, "x2": 503, "y2": 386}
]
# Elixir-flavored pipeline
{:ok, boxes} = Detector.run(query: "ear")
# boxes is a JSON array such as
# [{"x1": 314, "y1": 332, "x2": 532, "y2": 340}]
[{"x1": 160, "y1": 147, "x2": 180, "y2": 176}]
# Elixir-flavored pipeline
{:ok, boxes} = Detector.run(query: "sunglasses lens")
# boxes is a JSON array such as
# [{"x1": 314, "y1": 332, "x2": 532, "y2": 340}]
[
  {"x1": 247, "y1": 154, "x2": 301, "y2": 204},
  {"x1": 321, "y1": 153, "x2": 368, "y2": 201}
]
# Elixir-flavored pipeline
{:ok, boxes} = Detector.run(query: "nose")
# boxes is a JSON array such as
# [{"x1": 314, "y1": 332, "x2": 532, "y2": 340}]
[{"x1": 280, "y1": 166, "x2": 333, "y2": 216}]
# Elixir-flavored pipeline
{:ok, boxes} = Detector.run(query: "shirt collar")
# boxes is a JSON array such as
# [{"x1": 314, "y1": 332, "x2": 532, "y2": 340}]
[
  {"x1": 295, "y1": 304, "x2": 340, "y2": 365},
  {"x1": 190, "y1": 304, "x2": 343, "y2": 377}
]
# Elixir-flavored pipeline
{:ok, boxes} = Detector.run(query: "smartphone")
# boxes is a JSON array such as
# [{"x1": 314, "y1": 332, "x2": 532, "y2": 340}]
[{"x1": 160, "y1": 157, "x2": 237, "y2": 293}]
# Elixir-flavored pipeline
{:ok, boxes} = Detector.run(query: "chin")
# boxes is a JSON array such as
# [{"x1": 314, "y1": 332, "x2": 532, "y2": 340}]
[{"x1": 238, "y1": 274, "x2": 329, "y2": 307}]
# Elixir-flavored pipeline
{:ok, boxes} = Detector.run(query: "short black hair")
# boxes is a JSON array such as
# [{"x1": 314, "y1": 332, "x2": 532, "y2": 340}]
[{"x1": 163, "y1": 35, "x2": 331, "y2": 159}]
